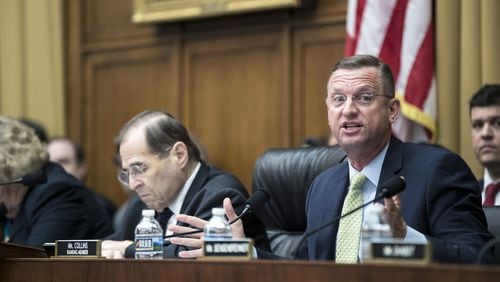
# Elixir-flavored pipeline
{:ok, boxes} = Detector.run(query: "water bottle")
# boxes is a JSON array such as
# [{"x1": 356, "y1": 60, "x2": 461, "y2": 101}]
[
  {"x1": 203, "y1": 207, "x2": 232, "y2": 240},
  {"x1": 360, "y1": 204, "x2": 392, "y2": 262},
  {"x1": 135, "y1": 209, "x2": 164, "y2": 259}
]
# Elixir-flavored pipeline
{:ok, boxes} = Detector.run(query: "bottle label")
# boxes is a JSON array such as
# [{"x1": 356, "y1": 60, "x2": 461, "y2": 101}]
[{"x1": 135, "y1": 236, "x2": 163, "y2": 252}]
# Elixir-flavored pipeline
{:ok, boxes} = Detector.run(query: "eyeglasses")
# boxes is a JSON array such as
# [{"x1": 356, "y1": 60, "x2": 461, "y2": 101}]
[
  {"x1": 326, "y1": 93, "x2": 393, "y2": 107},
  {"x1": 117, "y1": 147, "x2": 171, "y2": 186}
]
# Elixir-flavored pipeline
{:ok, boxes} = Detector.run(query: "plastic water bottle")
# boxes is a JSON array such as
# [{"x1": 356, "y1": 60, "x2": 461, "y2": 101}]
[
  {"x1": 203, "y1": 207, "x2": 232, "y2": 240},
  {"x1": 360, "y1": 204, "x2": 392, "y2": 262},
  {"x1": 135, "y1": 209, "x2": 164, "y2": 259}
]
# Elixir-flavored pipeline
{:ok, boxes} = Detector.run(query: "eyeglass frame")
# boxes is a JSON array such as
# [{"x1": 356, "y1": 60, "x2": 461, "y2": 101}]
[
  {"x1": 326, "y1": 92, "x2": 393, "y2": 108},
  {"x1": 117, "y1": 146, "x2": 172, "y2": 186}
]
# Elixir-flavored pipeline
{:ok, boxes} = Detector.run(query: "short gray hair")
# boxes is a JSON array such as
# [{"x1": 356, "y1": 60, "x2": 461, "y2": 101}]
[
  {"x1": 332, "y1": 54, "x2": 395, "y2": 98},
  {"x1": 0, "y1": 116, "x2": 49, "y2": 181},
  {"x1": 115, "y1": 110, "x2": 201, "y2": 163}
]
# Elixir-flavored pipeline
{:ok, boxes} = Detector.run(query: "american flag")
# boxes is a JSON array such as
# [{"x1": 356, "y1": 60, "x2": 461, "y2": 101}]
[{"x1": 345, "y1": 0, "x2": 436, "y2": 142}]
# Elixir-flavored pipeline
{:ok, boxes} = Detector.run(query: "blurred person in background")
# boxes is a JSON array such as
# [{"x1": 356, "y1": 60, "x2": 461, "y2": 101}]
[
  {"x1": 469, "y1": 85, "x2": 500, "y2": 206},
  {"x1": 0, "y1": 116, "x2": 112, "y2": 246},
  {"x1": 47, "y1": 137, "x2": 116, "y2": 219}
]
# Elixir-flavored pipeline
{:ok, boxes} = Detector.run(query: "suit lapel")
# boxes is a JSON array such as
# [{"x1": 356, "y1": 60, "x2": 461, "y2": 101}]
[
  {"x1": 180, "y1": 162, "x2": 209, "y2": 213},
  {"x1": 313, "y1": 163, "x2": 349, "y2": 260},
  {"x1": 376, "y1": 136, "x2": 404, "y2": 203}
]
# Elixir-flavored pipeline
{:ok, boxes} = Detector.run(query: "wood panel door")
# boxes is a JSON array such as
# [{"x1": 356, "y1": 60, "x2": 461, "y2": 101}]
[
  {"x1": 183, "y1": 29, "x2": 289, "y2": 189},
  {"x1": 82, "y1": 45, "x2": 180, "y2": 204}
]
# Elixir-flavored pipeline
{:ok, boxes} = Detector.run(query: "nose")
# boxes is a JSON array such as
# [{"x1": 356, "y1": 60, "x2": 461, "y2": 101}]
[
  {"x1": 128, "y1": 177, "x2": 141, "y2": 191},
  {"x1": 480, "y1": 123, "x2": 494, "y2": 138},
  {"x1": 341, "y1": 97, "x2": 358, "y2": 115}
]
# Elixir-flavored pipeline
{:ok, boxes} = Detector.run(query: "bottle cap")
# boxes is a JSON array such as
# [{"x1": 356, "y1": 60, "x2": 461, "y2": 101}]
[
  {"x1": 211, "y1": 207, "x2": 225, "y2": 216},
  {"x1": 142, "y1": 209, "x2": 155, "y2": 217}
]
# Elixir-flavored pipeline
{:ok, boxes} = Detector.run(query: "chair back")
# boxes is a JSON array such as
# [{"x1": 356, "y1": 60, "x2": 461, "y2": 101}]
[
  {"x1": 483, "y1": 206, "x2": 500, "y2": 263},
  {"x1": 252, "y1": 145, "x2": 346, "y2": 257}
]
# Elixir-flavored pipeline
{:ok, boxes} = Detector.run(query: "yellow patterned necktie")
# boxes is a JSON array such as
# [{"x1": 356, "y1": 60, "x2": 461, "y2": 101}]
[{"x1": 335, "y1": 172, "x2": 367, "y2": 263}]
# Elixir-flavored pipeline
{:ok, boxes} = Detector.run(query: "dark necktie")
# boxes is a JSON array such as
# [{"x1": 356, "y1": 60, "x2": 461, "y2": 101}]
[
  {"x1": 155, "y1": 208, "x2": 173, "y2": 232},
  {"x1": 484, "y1": 183, "x2": 500, "y2": 207}
]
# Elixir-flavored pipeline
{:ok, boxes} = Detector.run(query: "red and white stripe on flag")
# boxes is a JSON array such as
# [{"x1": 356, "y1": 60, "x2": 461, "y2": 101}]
[{"x1": 345, "y1": 0, "x2": 436, "y2": 142}]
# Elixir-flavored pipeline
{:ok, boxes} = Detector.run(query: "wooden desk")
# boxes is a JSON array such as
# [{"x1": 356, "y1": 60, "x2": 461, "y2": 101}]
[{"x1": 0, "y1": 258, "x2": 498, "y2": 282}]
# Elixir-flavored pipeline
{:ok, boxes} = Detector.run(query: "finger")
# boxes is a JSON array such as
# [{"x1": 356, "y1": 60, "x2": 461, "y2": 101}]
[
  {"x1": 113, "y1": 250, "x2": 124, "y2": 259},
  {"x1": 224, "y1": 197, "x2": 245, "y2": 238},
  {"x1": 170, "y1": 237, "x2": 204, "y2": 249},
  {"x1": 384, "y1": 197, "x2": 396, "y2": 210},
  {"x1": 223, "y1": 197, "x2": 238, "y2": 222},
  {"x1": 178, "y1": 248, "x2": 204, "y2": 258},
  {"x1": 168, "y1": 225, "x2": 203, "y2": 238},
  {"x1": 101, "y1": 240, "x2": 129, "y2": 259},
  {"x1": 383, "y1": 198, "x2": 406, "y2": 238},
  {"x1": 175, "y1": 214, "x2": 207, "y2": 229},
  {"x1": 101, "y1": 249, "x2": 113, "y2": 259},
  {"x1": 391, "y1": 194, "x2": 401, "y2": 207}
]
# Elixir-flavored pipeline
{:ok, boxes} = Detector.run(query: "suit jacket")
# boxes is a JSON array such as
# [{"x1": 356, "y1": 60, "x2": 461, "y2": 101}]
[
  {"x1": 112, "y1": 162, "x2": 270, "y2": 258},
  {"x1": 8, "y1": 162, "x2": 113, "y2": 247},
  {"x1": 303, "y1": 137, "x2": 494, "y2": 264}
]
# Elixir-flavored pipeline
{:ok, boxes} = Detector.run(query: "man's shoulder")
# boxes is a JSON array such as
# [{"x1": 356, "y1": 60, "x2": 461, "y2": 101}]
[
  {"x1": 316, "y1": 161, "x2": 347, "y2": 178},
  {"x1": 200, "y1": 163, "x2": 246, "y2": 191},
  {"x1": 400, "y1": 141, "x2": 460, "y2": 163},
  {"x1": 25, "y1": 163, "x2": 86, "y2": 201}
]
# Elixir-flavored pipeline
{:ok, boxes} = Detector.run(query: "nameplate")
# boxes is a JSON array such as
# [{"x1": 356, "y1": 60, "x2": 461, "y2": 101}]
[
  {"x1": 54, "y1": 240, "x2": 102, "y2": 258},
  {"x1": 202, "y1": 239, "x2": 253, "y2": 260},
  {"x1": 368, "y1": 240, "x2": 431, "y2": 264}
]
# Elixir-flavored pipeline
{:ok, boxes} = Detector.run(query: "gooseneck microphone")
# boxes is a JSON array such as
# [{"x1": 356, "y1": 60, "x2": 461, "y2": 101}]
[
  {"x1": 163, "y1": 189, "x2": 270, "y2": 245},
  {"x1": 0, "y1": 170, "x2": 47, "y2": 186},
  {"x1": 291, "y1": 175, "x2": 406, "y2": 258},
  {"x1": 229, "y1": 189, "x2": 269, "y2": 225}
]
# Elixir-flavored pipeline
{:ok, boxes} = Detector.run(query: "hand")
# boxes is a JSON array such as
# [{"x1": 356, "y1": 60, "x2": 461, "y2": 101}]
[
  {"x1": 169, "y1": 197, "x2": 247, "y2": 258},
  {"x1": 168, "y1": 214, "x2": 207, "y2": 258},
  {"x1": 101, "y1": 240, "x2": 133, "y2": 259},
  {"x1": 223, "y1": 197, "x2": 245, "y2": 238},
  {"x1": 383, "y1": 194, "x2": 407, "y2": 238}
]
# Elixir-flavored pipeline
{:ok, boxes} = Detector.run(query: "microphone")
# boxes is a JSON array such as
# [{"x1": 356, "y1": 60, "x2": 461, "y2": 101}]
[
  {"x1": 0, "y1": 170, "x2": 47, "y2": 186},
  {"x1": 291, "y1": 175, "x2": 406, "y2": 257},
  {"x1": 163, "y1": 189, "x2": 270, "y2": 245},
  {"x1": 229, "y1": 189, "x2": 269, "y2": 225}
]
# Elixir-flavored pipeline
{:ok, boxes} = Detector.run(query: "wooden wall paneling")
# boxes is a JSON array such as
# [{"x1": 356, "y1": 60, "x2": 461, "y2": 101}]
[
  {"x1": 83, "y1": 44, "x2": 180, "y2": 204},
  {"x1": 82, "y1": 0, "x2": 158, "y2": 45},
  {"x1": 183, "y1": 29, "x2": 289, "y2": 191},
  {"x1": 66, "y1": 0, "x2": 84, "y2": 141},
  {"x1": 291, "y1": 0, "x2": 347, "y2": 23},
  {"x1": 292, "y1": 23, "x2": 346, "y2": 146}
]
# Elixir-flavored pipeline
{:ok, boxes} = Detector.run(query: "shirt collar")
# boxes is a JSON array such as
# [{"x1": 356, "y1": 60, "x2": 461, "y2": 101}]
[
  {"x1": 348, "y1": 143, "x2": 389, "y2": 187},
  {"x1": 483, "y1": 169, "x2": 493, "y2": 189}
]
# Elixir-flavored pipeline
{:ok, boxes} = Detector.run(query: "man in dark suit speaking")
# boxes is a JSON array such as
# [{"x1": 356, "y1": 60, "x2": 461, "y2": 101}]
[
  {"x1": 171, "y1": 55, "x2": 494, "y2": 264},
  {"x1": 102, "y1": 110, "x2": 269, "y2": 258}
]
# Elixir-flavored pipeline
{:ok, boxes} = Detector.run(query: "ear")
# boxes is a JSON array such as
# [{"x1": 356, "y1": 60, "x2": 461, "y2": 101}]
[
  {"x1": 388, "y1": 98, "x2": 401, "y2": 124},
  {"x1": 171, "y1": 141, "x2": 189, "y2": 168},
  {"x1": 76, "y1": 163, "x2": 88, "y2": 181}
]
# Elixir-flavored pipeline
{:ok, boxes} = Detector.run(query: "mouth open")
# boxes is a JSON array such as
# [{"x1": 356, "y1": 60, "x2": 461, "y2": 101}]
[{"x1": 342, "y1": 122, "x2": 363, "y2": 129}]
